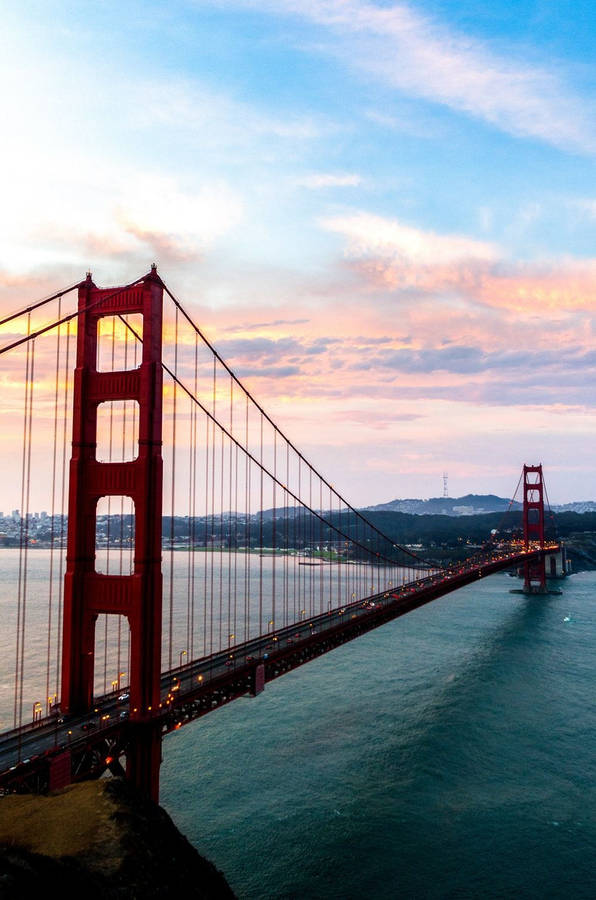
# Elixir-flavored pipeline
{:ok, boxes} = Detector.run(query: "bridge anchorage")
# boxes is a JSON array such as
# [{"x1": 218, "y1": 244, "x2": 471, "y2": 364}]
[{"x1": 0, "y1": 269, "x2": 562, "y2": 800}]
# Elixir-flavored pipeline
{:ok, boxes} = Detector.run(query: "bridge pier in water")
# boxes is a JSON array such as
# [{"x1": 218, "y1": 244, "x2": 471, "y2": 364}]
[
  {"x1": 547, "y1": 544, "x2": 569, "y2": 578},
  {"x1": 61, "y1": 268, "x2": 164, "y2": 800}
]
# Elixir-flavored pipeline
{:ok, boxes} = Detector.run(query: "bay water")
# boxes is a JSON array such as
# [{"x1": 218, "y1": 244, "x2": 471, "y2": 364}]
[{"x1": 160, "y1": 571, "x2": 596, "y2": 898}]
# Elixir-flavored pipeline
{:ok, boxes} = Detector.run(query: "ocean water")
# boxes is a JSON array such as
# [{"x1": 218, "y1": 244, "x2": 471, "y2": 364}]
[{"x1": 160, "y1": 571, "x2": 596, "y2": 899}]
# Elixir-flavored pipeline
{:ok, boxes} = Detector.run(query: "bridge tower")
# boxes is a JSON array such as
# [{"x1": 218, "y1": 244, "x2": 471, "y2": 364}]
[
  {"x1": 61, "y1": 268, "x2": 164, "y2": 800},
  {"x1": 522, "y1": 463, "x2": 547, "y2": 593}
]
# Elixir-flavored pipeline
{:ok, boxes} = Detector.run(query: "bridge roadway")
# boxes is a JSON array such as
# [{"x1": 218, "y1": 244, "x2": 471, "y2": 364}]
[{"x1": 0, "y1": 547, "x2": 553, "y2": 789}]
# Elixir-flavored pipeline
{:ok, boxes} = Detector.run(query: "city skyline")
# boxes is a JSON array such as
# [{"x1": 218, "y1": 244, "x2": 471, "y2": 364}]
[{"x1": 2, "y1": 1, "x2": 596, "y2": 505}]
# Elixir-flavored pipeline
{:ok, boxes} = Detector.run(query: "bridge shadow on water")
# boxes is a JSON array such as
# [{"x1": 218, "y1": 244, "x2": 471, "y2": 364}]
[
  {"x1": 400, "y1": 588, "x2": 558, "y2": 754},
  {"x1": 350, "y1": 585, "x2": 593, "y2": 900}
]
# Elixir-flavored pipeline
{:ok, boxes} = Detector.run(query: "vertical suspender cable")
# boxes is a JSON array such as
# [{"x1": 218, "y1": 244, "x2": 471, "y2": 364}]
[
  {"x1": 169, "y1": 306, "x2": 179, "y2": 671},
  {"x1": 219, "y1": 415, "x2": 224, "y2": 651},
  {"x1": 203, "y1": 389, "x2": 209, "y2": 658},
  {"x1": 117, "y1": 322, "x2": 129, "y2": 685},
  {"x1": 189, "y1": 332, "x2": 199, "y2": 660},
  {"x1": 230, "y1": 378, "x2": 237, "y2": 646},
  {"x1": 259, "y1": 412, "x2": 264, "y2": 636},
  {"x1": 319, "y1": 479, "x2": 323, "y2": 617},
  {"x1": 234, "y1": 429, "x2": 239, "y2": 644},
  {"x1": 18, "y1": 332, "x2": 35, "y2": 734},
  {"x1": 297, "y1": 458, "x2": 301, "y2": 618},
  {"x1": 14, "y1": 315, "x2": 31, "y2": 731},
  {"x1": 272, "y1": 430, "x2": 277, "y2": 633},
  {"x1": 186, "y1": 386, "x2": 193, "y2": 658},
  {"x1": 244, "y1": 395, "x2": 250, "y2": 642},
  {"x1": 308, "y1": 466, "x2": 320, "y2": 610},
  {"x1": 210, "y1": 357, "x2": 216, "y2": 656},
  {"x1": 46, "y1": 300, "x2": 62, "y2": 714},
  {"x1": 285, "y1": 443, "x2": 289, "y2": 627},
  {"x1": 56, "y1": 321, "x2": 71, "y2": 700},
  {"x1": 103, "y1": 316, "x2": 117, "y2": 694},
  {"x1": 328, "y1": 485, "x2": 332, "y2": 614},
  {"x1": 227, "y1": 378, "x2": 233, "y2": 646}
]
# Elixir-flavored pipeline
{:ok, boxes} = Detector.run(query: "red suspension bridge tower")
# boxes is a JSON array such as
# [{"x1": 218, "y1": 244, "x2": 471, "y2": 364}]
[
  {"x1": 522, "y1": 463, "x2": 547, "y2": 593},
  {"x1": 61, "y1": 267, "x2": 164, "y2": 799}
]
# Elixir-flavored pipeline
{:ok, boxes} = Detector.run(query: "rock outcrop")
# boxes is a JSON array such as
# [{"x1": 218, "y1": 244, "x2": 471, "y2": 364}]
[{"x1": 0, "y1": 778, "x2": 235, "y2": 898}]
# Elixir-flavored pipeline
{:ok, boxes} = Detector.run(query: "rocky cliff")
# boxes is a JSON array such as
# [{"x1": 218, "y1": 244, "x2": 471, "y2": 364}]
[{"x1": 0, "y1": 778, "x2": 235, "y2": 898}]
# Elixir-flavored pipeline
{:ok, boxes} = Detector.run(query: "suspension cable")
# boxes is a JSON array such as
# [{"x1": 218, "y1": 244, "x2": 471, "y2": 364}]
[
  {"x1": 161, "y1": 283, "x2": 433, "y2": 566},
  {"x1": 119, "y1": 319, "x2": 433, "y2": 570},
  {"x1": 0, "y1": 274, "x2": 152, "y2": 356},
  {"x1": 0, "y1": 281, "x2": 80, "y2": 328},
  {"x1": 2, "y1": 273, "x2": 434, "y2": 570}
]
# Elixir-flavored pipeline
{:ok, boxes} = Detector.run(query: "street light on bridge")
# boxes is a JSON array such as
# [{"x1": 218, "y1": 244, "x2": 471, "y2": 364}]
[{"x1": 179, "y1": 649, "x2": 187, "y2": 667}]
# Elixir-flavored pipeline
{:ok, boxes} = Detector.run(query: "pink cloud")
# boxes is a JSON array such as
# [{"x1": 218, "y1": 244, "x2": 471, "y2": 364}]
[
  {"x1": 322, "y1": 211, "x2": 596, "y2": 314},
  {"x1": 2, "y1": 234, "x2": 595, "y2": 506}
]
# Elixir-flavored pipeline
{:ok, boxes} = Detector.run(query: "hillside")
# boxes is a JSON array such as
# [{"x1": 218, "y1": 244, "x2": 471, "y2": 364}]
[
  {"x1": 363, "y1": 494, "x2": 596, "y2": 517},
  {"x1": 364, "y1": 493, "x2": 521, "y2": 516}
]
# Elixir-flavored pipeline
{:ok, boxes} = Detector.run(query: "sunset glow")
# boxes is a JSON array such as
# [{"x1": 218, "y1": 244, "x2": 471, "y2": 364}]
[{"x1": 2, "y1": 1, "x2": 596, "y2": 505}]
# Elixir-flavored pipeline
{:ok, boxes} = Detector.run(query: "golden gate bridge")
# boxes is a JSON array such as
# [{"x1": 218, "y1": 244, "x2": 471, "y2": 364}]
[{"x1": 0, "y1": 268, "x2": 562, "y2": 800}]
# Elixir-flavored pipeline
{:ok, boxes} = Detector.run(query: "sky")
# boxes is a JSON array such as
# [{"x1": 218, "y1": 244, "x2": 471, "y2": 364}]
[{"x1": 1, "y1": 0, "x2": 596, "y2": 506}]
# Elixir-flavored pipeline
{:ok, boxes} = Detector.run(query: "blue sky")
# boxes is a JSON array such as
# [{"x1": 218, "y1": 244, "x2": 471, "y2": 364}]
[{"x1": 2, "y1": 0, "x2": 596, "y2": 503}]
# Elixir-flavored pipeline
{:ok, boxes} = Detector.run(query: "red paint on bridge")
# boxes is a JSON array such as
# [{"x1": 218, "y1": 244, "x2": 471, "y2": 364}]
[{"x1": 61, "y1": 269, "x2": 164, "y2": 799}]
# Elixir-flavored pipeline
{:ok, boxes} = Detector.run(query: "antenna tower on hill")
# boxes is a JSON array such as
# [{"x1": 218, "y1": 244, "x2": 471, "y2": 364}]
[{"x1": 443, "y1": 472, "x2": 449, "y2": 498}]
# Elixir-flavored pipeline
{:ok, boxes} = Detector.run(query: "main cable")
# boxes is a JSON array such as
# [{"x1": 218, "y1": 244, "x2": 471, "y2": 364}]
[
  {"x1": 0, "y1": 282, "x2": 80, "y2": 328},
  {"x1": 161, "y1": 283, "x2": 435, "y2": 568}
]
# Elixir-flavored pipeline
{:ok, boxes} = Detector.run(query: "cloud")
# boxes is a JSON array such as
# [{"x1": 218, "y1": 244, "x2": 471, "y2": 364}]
[
  {"x1": 227, "y1": 318, "x2": 311, "y2": 332},
  {"x1": 116, "y1": 176, "x2": 244, "y2": 260},
  {"x1": 297, "y1": 173, "x2": 362, "y2": 189},
  {"x1": 0, "y1": 37, "x2": 323, "y2": 284},
  {"x1": 323, "y1": 211, "x2": 500, "y2": 266},
  {"x1": 233, "y1": 0, "x2": 596, "y2": 153},
  {"x1": 215, "y1": 336, "x2": 305, "y2": 360},
  {"x1": 321, "y1": 210, "x2": 596, "y2": 314},
  {"x1": 329, "y1": 408, "x2": 422, "y2": 429},
  {"x1": 134, "y1": 76, "x2": 325, "y2": 146},
  {"x1": 234, "y1": 364, "x2": 301, "y2": 378},
  {"x1": 349, "y1": 344, "x2": 596, "y2": 377},
  {"x1": 475, "y1": 261, "x2": 596, "y2": 312},
  {"x1": 571, "y1": 198, "x2": 596, "y2": 219}
]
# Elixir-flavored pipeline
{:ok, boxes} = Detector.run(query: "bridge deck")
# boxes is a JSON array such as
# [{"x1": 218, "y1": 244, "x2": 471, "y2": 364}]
[{"x1": 0, "y1": 547, "x2": 554, "y2": 791}]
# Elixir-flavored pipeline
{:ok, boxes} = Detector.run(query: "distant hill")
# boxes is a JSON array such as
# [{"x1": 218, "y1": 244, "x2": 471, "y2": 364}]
[
  {"x1": 552, "y1": 501, "x2": 596, "y2": 514},
  {"x1": 363, "y1": 494, "x2": 521, "y2": 517},
  {"x1": 362, "y1": 494, "x2": 596, "y2": 517}
]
